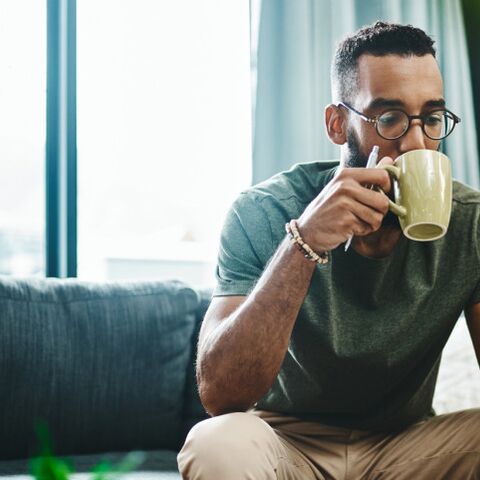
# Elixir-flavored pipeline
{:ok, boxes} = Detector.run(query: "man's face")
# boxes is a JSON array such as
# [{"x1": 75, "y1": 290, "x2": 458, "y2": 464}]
[{"x1": 345, "y1": 54, "x2": 444, "y2": 168}]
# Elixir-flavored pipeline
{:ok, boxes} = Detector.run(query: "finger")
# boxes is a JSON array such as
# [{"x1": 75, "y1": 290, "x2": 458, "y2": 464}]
[
  {"x1": 348, "y1": 199, "x2": 385, "y2": 231},
  {"x1": 337, "y1": 167, "x2": 392, "y2": 193},
  {"x1": 336, "y1": 181, "x2": 390, "y2": 215},
  {"x1": 351, "y1": 218, "x2": 374, "y2": 237},
  {"x1": 376, "y1": 155, "x2": 394, "y2": 166},
  {"x1": 340, "y1": 211, "x2": 375, "y2": 237},
  {"x1": 355, "y1": 186, "x2": 390, "y2": 214}
]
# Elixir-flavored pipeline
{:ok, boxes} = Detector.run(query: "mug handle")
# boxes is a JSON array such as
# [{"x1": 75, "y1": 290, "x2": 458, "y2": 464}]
[{"x1": 377, "y1": 165, "x2": 407, "y2": 218}]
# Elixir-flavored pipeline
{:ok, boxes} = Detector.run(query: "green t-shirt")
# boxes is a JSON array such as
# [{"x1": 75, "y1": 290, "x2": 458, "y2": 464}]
[{"x1": 213, "y1": 161, "x2": 480, "y2": 432}]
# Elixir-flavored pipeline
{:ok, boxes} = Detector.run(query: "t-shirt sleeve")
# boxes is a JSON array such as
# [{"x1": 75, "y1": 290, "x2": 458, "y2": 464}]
[{"x1": 213, "y1": 193, "x2": 273, "y2": 297}]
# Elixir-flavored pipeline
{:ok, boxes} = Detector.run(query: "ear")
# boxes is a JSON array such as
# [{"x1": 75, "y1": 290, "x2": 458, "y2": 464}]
[{"x1": 325, "y1": 104, "x2": 347, "y2": 145}]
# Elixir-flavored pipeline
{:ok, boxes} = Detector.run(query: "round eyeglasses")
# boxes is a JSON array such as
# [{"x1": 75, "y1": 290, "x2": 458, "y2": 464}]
[{"x1": 338, "y1": 102, "x2": 461, "y2": 141}]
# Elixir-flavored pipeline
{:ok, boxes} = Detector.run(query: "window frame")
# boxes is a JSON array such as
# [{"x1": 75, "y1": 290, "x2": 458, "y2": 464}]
[{"x1": 46, "y1": 0, "x2": 77, "y2": 277}]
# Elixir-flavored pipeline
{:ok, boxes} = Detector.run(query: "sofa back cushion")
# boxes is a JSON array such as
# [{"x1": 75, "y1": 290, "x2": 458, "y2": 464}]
[{"x1": 0, "y1": 277, "x2": 199, "y2": 460}]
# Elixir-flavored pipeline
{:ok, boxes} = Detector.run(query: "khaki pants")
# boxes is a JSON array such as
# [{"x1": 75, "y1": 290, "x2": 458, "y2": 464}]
[{"x1": 177, "y1": 408, "x2": 480, "y2": 479}]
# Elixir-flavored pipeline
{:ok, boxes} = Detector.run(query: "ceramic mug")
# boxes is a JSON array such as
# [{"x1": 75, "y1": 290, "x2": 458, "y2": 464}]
[{"x1": 379, "y1": 149, "x2": 452, "y2": 241}]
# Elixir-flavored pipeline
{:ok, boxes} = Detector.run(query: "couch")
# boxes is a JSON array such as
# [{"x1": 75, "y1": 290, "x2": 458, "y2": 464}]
[
  {"x1": 0, "y1": 276, "x2": 210, "y2": 479},
  {"x1": 0, "y1": 276, "x2": 478, "y2": 479}
]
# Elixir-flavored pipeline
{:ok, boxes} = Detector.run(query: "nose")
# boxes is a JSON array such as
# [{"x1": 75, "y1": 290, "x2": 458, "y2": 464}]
[{"x1": 397, "y1": 119, "x2": 427, "y2": 153}]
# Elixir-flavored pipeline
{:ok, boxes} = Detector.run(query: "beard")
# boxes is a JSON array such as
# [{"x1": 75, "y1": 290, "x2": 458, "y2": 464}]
[
  {"x1": 345, "y1": 128, "x2": 369, "y2": 168},
  {"x1": 345, "y1": 128, "x2": 400, "y2": 228}
]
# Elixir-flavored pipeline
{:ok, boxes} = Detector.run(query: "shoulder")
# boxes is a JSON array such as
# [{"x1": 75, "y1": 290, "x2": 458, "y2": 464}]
[
  {"x1": 237, "y1": 161, "x2": 339, "y2": 207},
  {"x1": 453, "y1": 180, "x2": 480, "y2": 206},
  {"x1": 225, "y1": 161, "x2": 338, "y2": 247},
  {"x1": 450, "y1": 181, "x2": 480, "y2": 232}
]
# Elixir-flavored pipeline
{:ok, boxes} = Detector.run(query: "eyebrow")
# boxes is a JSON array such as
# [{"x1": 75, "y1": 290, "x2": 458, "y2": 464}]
[
  {"x1": 424, "y1": 99, "x2": 446, "y2": 108},
  {"x1": 366, "y1": 97, "x2": 446, "y2": 110}
]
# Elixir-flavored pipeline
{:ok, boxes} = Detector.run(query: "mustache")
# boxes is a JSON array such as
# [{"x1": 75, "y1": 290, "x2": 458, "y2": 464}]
[{"x1": 346, "y1": 128, "x2": 442, "y2": 168}]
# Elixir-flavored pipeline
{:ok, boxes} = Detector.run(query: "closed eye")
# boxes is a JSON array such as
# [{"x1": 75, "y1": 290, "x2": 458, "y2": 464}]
[{"x1": 424, "y1": 113, "x2": 443, "y2": 126}]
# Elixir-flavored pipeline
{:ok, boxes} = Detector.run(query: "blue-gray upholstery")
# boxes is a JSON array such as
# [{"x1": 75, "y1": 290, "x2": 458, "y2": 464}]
[{"x1": 0, "y1": 276, "x2": 210, "y2": 478}]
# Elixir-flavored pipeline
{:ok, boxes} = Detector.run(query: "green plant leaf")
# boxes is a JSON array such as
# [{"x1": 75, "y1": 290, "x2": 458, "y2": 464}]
[
  {"x1": 30, "y1": 420, "x2": 72, "y2": 480},
  {"x1": 29, "y1": 420, "x2": 145, "y2": 480}
]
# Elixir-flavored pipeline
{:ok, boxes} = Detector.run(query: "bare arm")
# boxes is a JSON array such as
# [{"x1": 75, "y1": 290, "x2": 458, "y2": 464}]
[
  {"x1": 197, "y1": 237, "x2": 316, "y2": 416},
  {"x1": 197, "y1": 166, "x2": 391, "y2": 416},
  {"x1": 465, "y1": 302, "x2": 480, "y2": 367}
]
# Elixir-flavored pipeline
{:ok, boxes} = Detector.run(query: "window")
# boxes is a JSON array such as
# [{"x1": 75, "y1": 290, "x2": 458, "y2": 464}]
[
  {"x1": 0, "y1": 1, "x2": 46, "y2": 276},
  {"x1": 77, "y1": 0, "x2": 252, "y2": 287}
]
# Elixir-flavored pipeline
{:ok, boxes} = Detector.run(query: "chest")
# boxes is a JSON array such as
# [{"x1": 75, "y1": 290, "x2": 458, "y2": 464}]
[{"x1": 291, "y1": 241, "x2": 475, "y2": 368}]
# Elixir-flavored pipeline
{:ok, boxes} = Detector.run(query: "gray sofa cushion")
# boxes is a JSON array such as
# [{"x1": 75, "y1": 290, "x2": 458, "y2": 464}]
[{"x1": 0, "y1": 277, "x2": 199, "y2": 460}]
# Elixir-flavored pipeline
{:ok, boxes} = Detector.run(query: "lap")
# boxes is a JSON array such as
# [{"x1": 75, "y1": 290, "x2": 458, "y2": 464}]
[
  {"x1": 363, "y1": 409, "x2": 480, "y2": 479},
  {"x1": 255, "y1": 408, "x2": 480, "y2": 479},
  {"x1": 178, "y1": 409, "x2": 480, "y2": 479}
]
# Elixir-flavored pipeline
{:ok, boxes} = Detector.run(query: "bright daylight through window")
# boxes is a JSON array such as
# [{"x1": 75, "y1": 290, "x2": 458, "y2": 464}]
[
  {"x1": 0, "y1": 1, "x2": 46, "y2": 276},
  {"x1": 77, "y1": 0, "x2": 252, "y2": 287}
]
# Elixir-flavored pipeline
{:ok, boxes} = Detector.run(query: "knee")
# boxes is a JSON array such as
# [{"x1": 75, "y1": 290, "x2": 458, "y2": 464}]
[
  {"x1": 180, "y1": 411, "x2": 272, "y2": 456},
  {"x1": 177, "y1": 412, "x2": 274, "y2": 478}
]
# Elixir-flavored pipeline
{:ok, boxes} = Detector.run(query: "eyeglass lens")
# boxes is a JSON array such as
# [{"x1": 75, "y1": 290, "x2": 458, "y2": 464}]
[{"x1": 377, "y1": 110, "x2": 455, "y2": 140}]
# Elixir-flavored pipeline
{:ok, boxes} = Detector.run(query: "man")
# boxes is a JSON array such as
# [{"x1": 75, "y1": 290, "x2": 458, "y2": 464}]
[{"x1": 178, "y1": 22, "x2": 480, "y2": 479}]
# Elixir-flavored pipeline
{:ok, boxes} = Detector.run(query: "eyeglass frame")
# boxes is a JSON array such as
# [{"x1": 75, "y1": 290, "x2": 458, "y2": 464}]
[{"x1": 338, "y1": 101, "x2": 461, "y2": 141}]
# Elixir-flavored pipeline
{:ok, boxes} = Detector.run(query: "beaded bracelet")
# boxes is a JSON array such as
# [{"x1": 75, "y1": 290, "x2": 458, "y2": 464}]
[{"x1": 285, "y1": 219, "x2": 329, "y2": 265}]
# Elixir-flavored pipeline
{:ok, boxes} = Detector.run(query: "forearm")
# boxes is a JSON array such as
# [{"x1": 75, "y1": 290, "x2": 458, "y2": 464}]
[{"x1": 197, "y1": 236, "x2": 316, "y2": 416}]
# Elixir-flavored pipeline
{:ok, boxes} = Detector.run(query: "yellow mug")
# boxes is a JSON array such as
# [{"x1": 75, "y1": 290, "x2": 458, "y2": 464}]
[{"x1": 379, "y1": 149, "x2": 452, "y2": 241}]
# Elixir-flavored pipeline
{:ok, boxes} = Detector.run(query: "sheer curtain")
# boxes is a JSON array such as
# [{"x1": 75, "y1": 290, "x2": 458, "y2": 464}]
[{"x1": 252, "y1": 0, "x2": 479, "y2": 188}]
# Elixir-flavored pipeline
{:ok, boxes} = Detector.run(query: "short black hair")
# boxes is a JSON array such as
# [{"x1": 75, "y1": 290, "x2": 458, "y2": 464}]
[{"x1": 331, "y1": 22, "x2": 436, "y2": 103}]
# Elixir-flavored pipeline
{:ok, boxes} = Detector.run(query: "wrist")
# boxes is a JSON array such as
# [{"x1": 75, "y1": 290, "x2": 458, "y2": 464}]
[
  {"x1": 296, "y1": 218, "x2": 330, "y2": 253},
  {"x1": 285, "y1": 219, "x2": 329, "y2": 265}
]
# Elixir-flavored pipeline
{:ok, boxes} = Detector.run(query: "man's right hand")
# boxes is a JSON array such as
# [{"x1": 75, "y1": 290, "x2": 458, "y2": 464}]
[{"x1": 297, "y1": 161, "x2": 393, "y2": 253}]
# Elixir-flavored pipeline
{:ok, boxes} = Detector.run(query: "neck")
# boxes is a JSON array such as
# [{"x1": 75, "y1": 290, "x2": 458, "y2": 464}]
[{"x1": 352, "y1": 225, "x2": 402, "y2": 258}]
